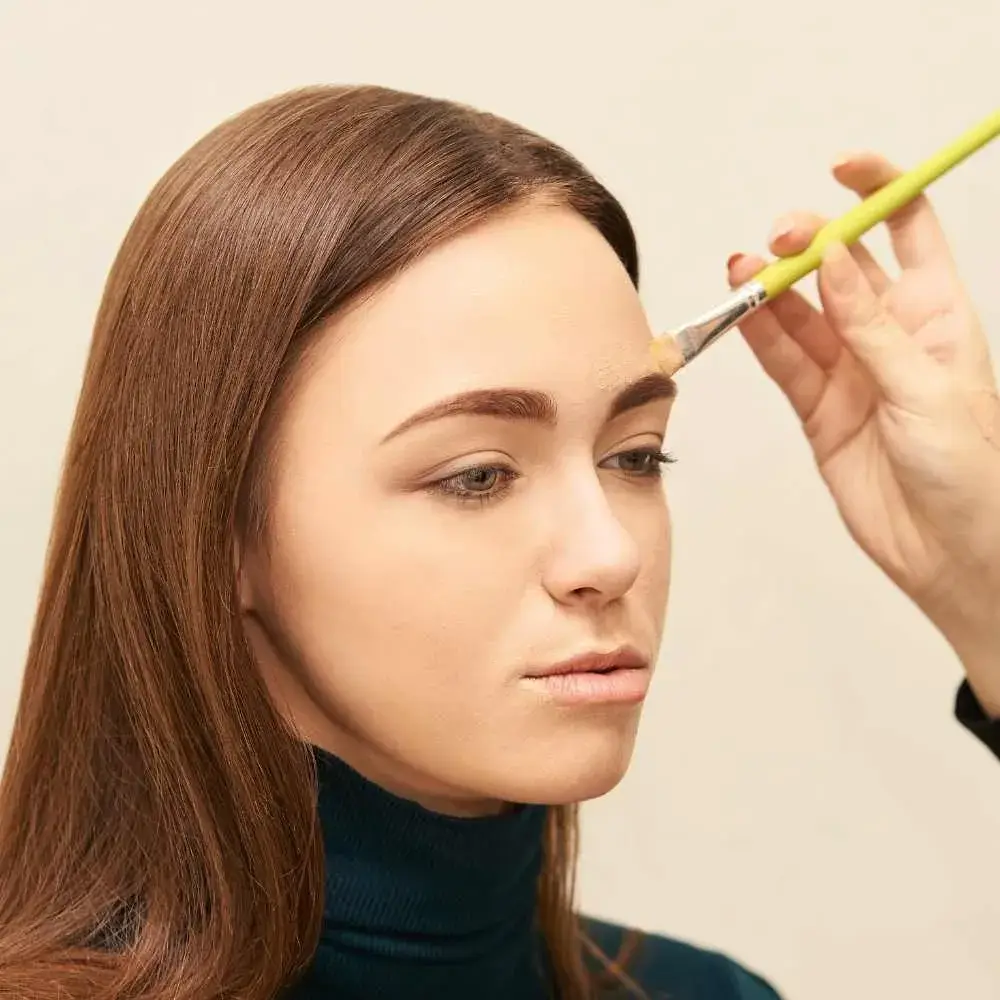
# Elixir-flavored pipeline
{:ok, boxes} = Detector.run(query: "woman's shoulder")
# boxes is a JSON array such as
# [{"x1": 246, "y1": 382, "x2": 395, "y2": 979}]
[{"x1": 582, "y1": 917, "x2": 782, "y2": 999}]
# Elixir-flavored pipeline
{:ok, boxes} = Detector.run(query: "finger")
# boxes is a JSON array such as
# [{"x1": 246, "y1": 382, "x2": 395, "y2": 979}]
[
  {"x1": 831, "y1": 152, "x2": 953, "y2": 271},
  {"x1": 768, "y1": 211, "x2": 890, "y2": 295},
  {"x1": 768, "y1": 289, "x2": 844, "y2": 372},
  {"x1": 728, "y1": 254, "x2": 829, "y2": 420},
  {"x1": 729, "y1": 252, "x2": 842, "y2": 372},
  {"x1": 818, "y1": 242, "x2": 940, "y2": 404}
]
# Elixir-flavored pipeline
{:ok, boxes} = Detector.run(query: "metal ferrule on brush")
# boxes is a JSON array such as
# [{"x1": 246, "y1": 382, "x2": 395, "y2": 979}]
[{"x1": 675, "y1": 280, "x2": 768, "y2": 363}]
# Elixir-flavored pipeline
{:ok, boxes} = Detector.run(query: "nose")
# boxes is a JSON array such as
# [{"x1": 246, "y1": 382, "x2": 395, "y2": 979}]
[{"x1": 541, "y1": 471, "x2": 642, "y2": 609}]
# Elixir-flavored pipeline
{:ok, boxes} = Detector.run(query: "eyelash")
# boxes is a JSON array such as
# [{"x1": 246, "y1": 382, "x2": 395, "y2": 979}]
[{"x1": 428, "y1": 448, "x2": 677, "y2": 507}]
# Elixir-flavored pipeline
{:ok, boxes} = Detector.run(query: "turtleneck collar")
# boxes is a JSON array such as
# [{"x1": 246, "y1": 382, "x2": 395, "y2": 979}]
[{"x1": 291, "y1": 747, "x2": 551, "y2": 1000}]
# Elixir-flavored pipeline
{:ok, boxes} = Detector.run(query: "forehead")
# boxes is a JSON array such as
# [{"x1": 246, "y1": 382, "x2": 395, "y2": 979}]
[{"x1": 305, "y1": 204, "x2": 654, "y2": 426}]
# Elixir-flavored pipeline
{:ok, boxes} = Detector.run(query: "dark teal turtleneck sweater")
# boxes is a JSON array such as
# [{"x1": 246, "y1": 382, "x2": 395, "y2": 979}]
[{"x1": 285, "y1": 680, "x2": 1000, "y2": 999}]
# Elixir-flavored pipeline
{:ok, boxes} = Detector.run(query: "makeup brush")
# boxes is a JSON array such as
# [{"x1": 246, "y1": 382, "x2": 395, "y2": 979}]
[{"x1": 650, "y1": 108, "x2": 1000, "y2": 377}]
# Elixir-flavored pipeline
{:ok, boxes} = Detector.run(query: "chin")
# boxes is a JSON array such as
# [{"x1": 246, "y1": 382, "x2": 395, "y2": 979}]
[{"x1": 506, "y1": 717, "x2": 641, "y2": 806}]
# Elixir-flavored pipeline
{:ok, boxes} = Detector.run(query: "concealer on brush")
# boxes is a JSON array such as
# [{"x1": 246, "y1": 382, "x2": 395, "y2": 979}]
[{"x1": 650, "y1": 109, "x2": 1000, "y2": 377}]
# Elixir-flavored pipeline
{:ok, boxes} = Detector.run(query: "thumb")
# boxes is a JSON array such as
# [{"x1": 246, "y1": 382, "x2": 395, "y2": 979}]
[{"x1": 818, "y1": 242, "x2": 939, "y2": 406}]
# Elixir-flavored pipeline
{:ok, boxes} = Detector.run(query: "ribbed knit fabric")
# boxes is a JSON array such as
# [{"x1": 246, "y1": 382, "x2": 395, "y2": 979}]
[{"x1": 287, "y1": 747, "x2": 550, "y2": 999}]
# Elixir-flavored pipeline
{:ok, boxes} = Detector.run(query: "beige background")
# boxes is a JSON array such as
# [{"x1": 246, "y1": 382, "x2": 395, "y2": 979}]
[{"x1": 2, "y1": 2, "x2": 999, "y2": 997}]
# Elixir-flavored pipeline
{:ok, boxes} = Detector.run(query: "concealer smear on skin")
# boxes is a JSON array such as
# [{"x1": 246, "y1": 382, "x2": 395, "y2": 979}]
[{"x1": 970, "y1": 387, "x2": 1000, "y2": 451}]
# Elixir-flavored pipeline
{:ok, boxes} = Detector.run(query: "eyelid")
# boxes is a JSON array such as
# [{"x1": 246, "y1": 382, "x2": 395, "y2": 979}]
[
  {"x1": 418, "y1": 451, "x2": 517, "y2": 482},
  {"x1": 601, "y1": 431, "x2": 666, "y2": 456}
]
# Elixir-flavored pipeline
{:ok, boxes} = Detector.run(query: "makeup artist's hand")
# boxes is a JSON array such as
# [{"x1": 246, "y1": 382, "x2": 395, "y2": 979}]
[{"x1": 727, "y1": 152, "x2": 1000, "y2": 716}]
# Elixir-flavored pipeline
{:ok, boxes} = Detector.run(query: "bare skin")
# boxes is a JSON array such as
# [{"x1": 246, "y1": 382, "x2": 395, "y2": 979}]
[{"x1": 731, "y1": 152, "x2": 1000, "y2": 715}]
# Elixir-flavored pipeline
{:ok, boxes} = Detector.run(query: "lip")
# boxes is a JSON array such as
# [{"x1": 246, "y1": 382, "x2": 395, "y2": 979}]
[
  {"x1": 524, "y1": 646, "x2": 648, "y2": 678},
  {"x1": 522, "y1": 646, "x2": 650, "y2": 705}
]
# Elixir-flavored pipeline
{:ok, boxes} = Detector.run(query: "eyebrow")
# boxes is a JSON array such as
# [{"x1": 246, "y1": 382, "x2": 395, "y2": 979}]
[{"x1": 379, "y1": 371, "x2": 676, "y2": 444}]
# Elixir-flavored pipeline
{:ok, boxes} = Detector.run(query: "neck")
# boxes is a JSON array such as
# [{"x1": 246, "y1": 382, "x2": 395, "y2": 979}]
[{"x1": 294, "y1": 746, "x2": 551, "y2": 999}]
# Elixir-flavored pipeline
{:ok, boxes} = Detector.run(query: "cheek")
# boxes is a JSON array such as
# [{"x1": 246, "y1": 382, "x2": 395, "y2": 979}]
[
  {"x1": 632, "y1": 491, "x2": 672, "y2": 620},
  {"x1": 266, "y1": 487, "x2": 527, "y2": 692}
]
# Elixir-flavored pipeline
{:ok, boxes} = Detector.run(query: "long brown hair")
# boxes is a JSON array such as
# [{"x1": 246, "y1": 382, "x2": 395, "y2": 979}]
[{"x1": 0, "y1": 85, "x2": 643, "y2": 999}]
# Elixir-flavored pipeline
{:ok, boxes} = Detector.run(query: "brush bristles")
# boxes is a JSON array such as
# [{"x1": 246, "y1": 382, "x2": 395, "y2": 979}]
[{"x1": 649, "y1": 336, "x2": 685, "y2": 377}]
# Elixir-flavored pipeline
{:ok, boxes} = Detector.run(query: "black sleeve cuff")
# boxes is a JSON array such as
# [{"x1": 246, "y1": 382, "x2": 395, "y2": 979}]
[{"x1": 955, "y1": 680, "x2": 1000, "y2": 761}]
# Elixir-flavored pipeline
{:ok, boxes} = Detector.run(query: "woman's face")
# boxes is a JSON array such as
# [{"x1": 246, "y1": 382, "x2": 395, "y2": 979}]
[{"x1": 240, "y1": 204, "x2": 674, "y2": 816}]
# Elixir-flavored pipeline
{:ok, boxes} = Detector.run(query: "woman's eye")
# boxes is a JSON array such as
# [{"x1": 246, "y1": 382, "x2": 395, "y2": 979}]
[
  {"x1": 426, "y1": 449, "x2": 674, "y2": 509},
  {"x1": 429, "y1": 465, "x2": 518, "y2": 505},
  {"x1": 456, "y1": 467, "x2": 502, "y2": 492},
  {"x1": 602, "y1": 448, "x2": 675, "y2": 477}
]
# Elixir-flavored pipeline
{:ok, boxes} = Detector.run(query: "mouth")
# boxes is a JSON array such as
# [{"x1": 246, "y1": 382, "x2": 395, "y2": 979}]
[{"x1": 521, "y1": 646, "x2": 651, "y2": 705}]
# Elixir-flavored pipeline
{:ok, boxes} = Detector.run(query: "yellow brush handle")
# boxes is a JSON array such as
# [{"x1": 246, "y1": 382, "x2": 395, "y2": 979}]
[{"x1": 755, "y1": 108, "x2": 1000, "y2": 300}]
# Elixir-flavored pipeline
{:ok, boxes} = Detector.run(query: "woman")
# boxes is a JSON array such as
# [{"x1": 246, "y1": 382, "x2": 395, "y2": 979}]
[{"x1": 0, "y1": 85, "x2": 996, "y2": 1000}]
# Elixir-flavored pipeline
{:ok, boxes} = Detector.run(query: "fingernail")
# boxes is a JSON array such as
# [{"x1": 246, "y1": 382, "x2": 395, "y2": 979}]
[
  {"x1": 726, "y1": 253, "x2": 745, "y2": 271},
  {"x1": 769, "y1": 217, "x2": 795, "y2": 243},
  {"x1": 831, "y1": 152, "x2": 854, "y2": 172}
]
